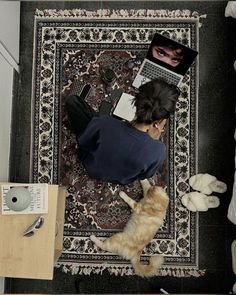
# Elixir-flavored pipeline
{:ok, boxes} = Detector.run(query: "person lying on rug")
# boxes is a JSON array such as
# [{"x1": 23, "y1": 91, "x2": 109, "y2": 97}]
[{"x1": 64, "y1": 78, "x2": 180, "y2": 185}]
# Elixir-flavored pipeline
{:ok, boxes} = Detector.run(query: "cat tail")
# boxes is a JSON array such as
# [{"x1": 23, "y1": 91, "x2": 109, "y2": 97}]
[{"x1": 131, "y1": 255, "x2": 164, "y2": 277}]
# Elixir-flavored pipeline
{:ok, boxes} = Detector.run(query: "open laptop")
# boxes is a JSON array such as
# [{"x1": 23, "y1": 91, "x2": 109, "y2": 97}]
[
  {"x1": 132, "y1": 32, "x2": 198, "y2": 89},
  {"x1": 112, "y1": 33, "x2": 198, "y2": 121}
]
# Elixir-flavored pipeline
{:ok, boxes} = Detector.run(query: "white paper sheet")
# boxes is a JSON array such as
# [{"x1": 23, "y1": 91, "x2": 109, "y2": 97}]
[{"x1": 112, "y1": 93, "x2": 136, "y2": 122}]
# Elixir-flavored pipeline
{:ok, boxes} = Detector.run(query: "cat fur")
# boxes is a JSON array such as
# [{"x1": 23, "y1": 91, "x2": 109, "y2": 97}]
[{"x1": 90, "y1": 179, "x2": 169, "y2": 277}]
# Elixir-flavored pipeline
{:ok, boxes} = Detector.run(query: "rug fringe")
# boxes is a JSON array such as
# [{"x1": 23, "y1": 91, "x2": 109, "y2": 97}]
[
  {"x1": 35, "y1": 8, "x2": 206, "y2": 22},
  {"x1": 55, "y1": 262, "x2": 205, "y2": 277}
]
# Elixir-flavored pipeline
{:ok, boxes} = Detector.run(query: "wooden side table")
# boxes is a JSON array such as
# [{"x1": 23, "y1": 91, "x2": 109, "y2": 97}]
[{"x1": 0, "y1": 183, "x2": 66, "y2": 280}]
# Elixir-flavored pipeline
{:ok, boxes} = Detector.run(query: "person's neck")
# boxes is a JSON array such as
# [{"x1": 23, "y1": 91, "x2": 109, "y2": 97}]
[{"x1": 132, "y1": 122, "x2": 150, "y2": 133}]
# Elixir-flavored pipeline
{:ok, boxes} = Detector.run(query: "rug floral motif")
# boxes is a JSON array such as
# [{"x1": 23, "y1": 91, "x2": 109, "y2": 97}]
[{"x1": 31, "y1": 9, "x2": 206, "y2": 276}]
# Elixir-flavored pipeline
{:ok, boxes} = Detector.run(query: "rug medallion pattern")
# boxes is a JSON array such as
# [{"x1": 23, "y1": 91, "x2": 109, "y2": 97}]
[{"x1": 31, "y1": 9, "x2": 205, "y2": 276}]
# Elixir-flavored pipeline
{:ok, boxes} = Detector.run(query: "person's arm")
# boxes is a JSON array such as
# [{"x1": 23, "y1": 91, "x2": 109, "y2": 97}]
[
  {"x1": 77, "y1": 117, "x2": 100, "y2": 152},
  {"x1": 138, "y1": 162, "x2": 160, "y2": 180}
]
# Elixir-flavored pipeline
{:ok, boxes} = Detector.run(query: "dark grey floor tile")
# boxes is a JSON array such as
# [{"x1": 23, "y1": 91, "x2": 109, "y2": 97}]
[
  {"x1": 138, "y1": 275, "x2": 182, "y2": 294},
  {"x1": 6, "y1": 268, "x2": 77, "y2": 294},
  {"x1": 181, "y1": 269, "x2": 233, "y2": 294},
  {"x1": 75, "y1": 271, "x2": 139, "y2": 294},
  {"x1": 75, "y1": 274, "x2": 95, "y2": 294},
  {"x1": 199, "y1": 225, "x2": 226, "y2": 270},
  {"x1": 9, "y1": 70, "x2": 20, "y2": 181}
]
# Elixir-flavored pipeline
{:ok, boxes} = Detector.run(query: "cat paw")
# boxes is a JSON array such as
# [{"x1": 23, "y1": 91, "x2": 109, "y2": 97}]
[
  {"x1": 140, "y1": 179, "x2": 149, "y2": 185},
  {"x1": 90, "y1": 235, "x2": 96, "y2": 241},
  {"x1": 119, "y1": 191, "x2": 129, "y2": 200},
  {"x1": 119, "y1": 191, "x2": 126, "y2": 197}
]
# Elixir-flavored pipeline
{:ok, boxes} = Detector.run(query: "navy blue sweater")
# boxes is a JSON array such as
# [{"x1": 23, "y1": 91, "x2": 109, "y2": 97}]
[{"x1": 78, "y1": 116, "x2": 166, "y2": 185}]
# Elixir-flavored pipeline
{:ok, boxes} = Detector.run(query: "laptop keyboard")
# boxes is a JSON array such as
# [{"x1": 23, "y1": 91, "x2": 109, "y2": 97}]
[{"x1": 140, "y1": 61, "x2": 181, "y2": 85}]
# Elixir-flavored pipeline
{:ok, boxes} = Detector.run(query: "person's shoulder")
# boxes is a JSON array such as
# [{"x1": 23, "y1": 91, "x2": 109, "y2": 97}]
[
  {"x1": 96, "y1": 115, "x2": 123, "y2": 125},
  {"x1": 89, "y1": 116, "x2": 124, "y2": 130},
  {"x1": 98, "y1": 115, "x2": 115, "y2": 121},
  {"x1": 90, "y1": 115, "x2": 111, "y2": 124},
  {"x1": 148, "y1": 139, "x2": 166, "y2": 154}
]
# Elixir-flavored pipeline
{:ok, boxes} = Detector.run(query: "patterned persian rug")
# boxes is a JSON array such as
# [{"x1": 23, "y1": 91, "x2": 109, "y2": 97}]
[{"x1": 31, "y1": 9, "x2": 206, "y2": 277}]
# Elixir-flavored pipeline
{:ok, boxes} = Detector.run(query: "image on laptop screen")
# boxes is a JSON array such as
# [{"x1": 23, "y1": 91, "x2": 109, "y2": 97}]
[{"x1": 147, "y1": 32, "x2": 198, "y2": 76}]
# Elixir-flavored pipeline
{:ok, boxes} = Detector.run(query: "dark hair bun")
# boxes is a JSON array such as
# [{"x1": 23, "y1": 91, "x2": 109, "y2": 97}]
[{"x1": 133, "y1": 78, "x2": 180, "y2": 124}]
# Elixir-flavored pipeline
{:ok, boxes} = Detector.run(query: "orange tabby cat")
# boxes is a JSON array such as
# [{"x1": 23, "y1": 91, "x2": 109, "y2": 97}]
[{"x1": 90, "y1": 179, "x2": 169, "y2": 277}]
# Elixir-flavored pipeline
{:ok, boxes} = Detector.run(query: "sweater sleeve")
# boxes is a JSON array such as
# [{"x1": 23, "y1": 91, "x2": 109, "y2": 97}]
[
  {"x1": 77, "y1": 117, "x2": 100, "y2": 152},
  {"x1": 138, "y1": 161, "x2": 162, "y2": 180}
]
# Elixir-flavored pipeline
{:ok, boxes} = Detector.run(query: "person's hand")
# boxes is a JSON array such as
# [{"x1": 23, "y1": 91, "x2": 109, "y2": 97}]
[{"x1": 148, "y1": 119, "x2": 167, "y2": 140}]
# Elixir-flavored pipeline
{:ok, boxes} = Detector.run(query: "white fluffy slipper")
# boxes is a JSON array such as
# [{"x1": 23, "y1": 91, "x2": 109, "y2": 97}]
[
  {"x1": 232, "y1": 239, "x2": 236, "y2": 275},
  {"x1": 189, "y1": 173, "x2": 227, "y2": 195},
  {"x1": 181, "y1": 192, "x2": 220, "y2": 212}
]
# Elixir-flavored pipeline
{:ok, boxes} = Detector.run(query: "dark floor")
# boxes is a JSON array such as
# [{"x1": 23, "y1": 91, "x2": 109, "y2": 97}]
[{"x1": 5, "y1": 1, "x2": 236, "y2": 294}]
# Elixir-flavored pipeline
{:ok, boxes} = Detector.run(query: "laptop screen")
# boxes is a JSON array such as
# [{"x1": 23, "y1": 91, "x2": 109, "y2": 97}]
[{"x1": 146, "y1": 33, "x2": 198, "y2": 76}]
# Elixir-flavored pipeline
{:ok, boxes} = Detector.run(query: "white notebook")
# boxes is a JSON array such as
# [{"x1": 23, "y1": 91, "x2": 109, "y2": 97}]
[{"x1": 112, "y1": 93, "x2": 136, "y2": 122}]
